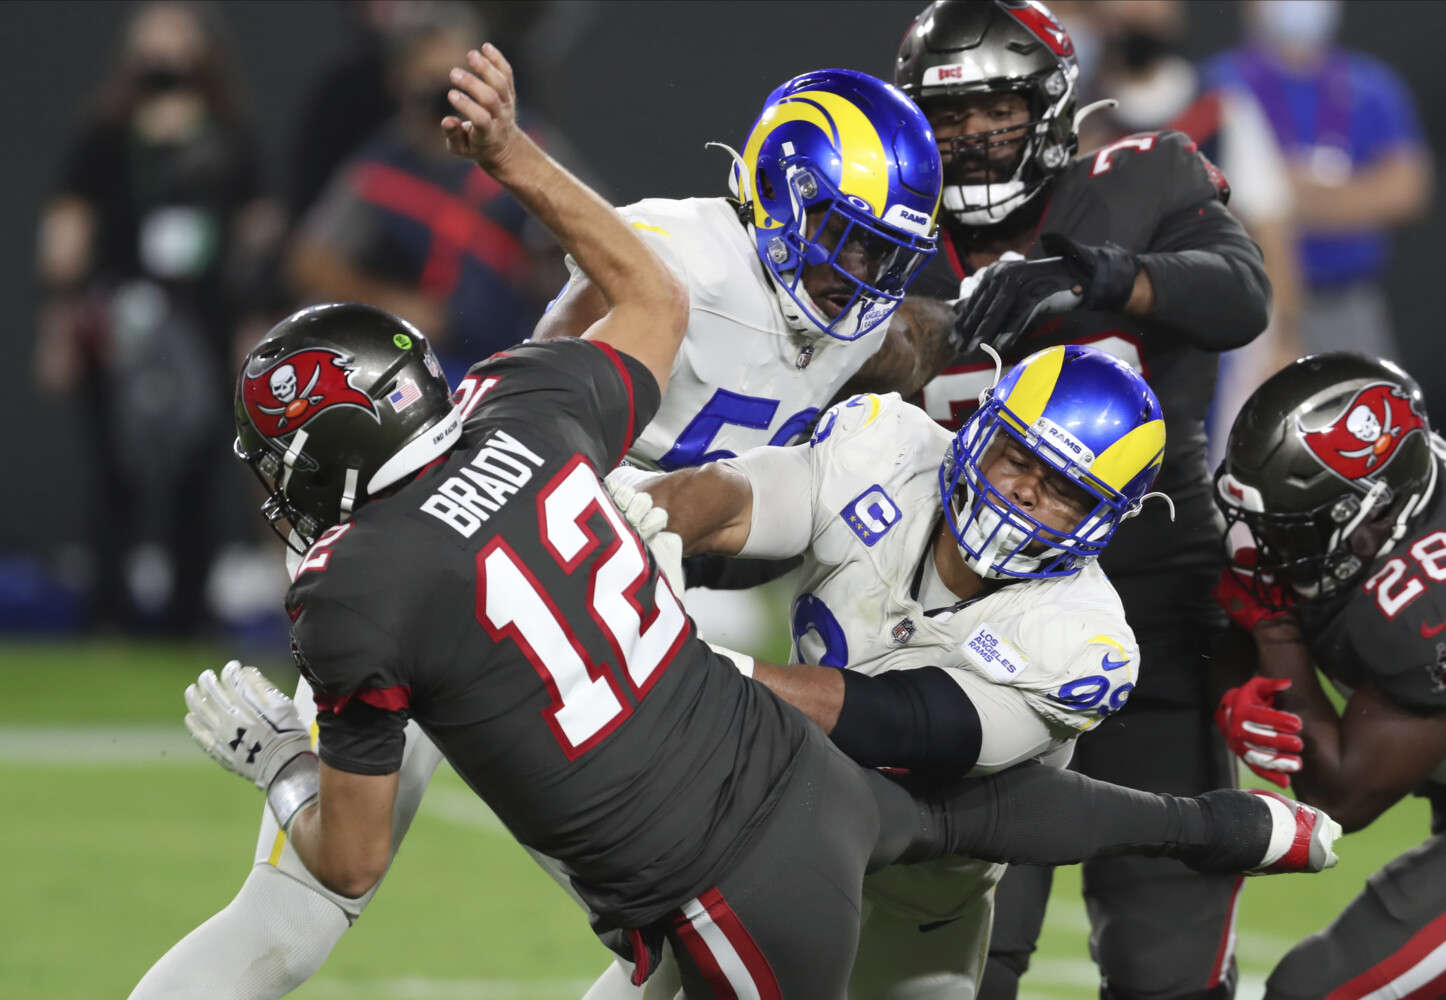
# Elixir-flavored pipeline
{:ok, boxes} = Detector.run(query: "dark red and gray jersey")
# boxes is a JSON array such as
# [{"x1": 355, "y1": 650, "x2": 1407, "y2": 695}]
[
  {"x1": 286, "y1": 338, "x2": 810, "y2": 927},
  {"x1": 1299, "y1": 473, "x2": 1446, "y2": 719},
  {"x1": 913, "y1": 130, "x2": 1267, "y2": 583}
]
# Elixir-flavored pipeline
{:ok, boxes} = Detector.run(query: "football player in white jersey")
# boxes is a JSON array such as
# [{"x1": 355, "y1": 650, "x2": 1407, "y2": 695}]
[
  {"x1": 129, "y1": 61, "x2": 952, "y2": 1000},
  {"x1": 592, "y1": 343, "x2": 1170, "y2": 999}
]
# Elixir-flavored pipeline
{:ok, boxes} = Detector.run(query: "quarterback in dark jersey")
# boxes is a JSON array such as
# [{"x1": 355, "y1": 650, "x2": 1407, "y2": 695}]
[
  {"x1": 1215, "y1": 353, "x2": 1446, "y2": 1000},
  {"x1": 875, "y1": 3, "x2": 1274, "y2": 999},
  {"x1": 169, "y1": 43, "x2": 1339, "y2": 1000}
]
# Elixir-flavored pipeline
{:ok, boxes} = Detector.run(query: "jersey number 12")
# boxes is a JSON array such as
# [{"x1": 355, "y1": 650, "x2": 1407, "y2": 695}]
[{"x1": 476, "y1": 458, "x2": 689, "y2": 759}]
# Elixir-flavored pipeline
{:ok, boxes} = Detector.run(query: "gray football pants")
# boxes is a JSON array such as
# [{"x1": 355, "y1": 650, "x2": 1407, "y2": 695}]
[
  {"x1": 662, "y1": 730, "x2": 1228, "y2": 999},
  {"x1": 982, "y1": 701, "x2": 1241, "y2": 1000},
  {"x1": 1264, "y1": 795, "x2": 1446, "y2": 1000}
]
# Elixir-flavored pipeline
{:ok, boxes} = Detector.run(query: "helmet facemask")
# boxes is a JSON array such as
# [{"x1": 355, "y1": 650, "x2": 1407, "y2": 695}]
[
  {"x1": 926, "y1": 74, "x2": 1075, "y2": 226},
  {"x1": 1218, "y1": 460, "x2": 1438, "y2": 607},
  {"x1": 755, "y1": 161, "x2": 936, "y2": 342}
]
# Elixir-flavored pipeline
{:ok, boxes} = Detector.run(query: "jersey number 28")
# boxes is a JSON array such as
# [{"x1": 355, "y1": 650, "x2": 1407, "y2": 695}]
[{"x1": 477, "y1": 458, "x2": 689, "y2": 759}]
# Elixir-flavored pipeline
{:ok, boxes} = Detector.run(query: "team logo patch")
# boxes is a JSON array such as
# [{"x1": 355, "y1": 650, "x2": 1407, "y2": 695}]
[
  {"x1": 892, "y1": 617, "x2": 916, "y2": 644},
  {"x1": 962, "y1": 623, "x2": 1030, "y2": 684},
  {"x1": 242, "y1": 348, "x2": 379, "y2": 437},
  {"x1": 1297, "y1": 383, "x2": 1425, "y2": 483},
  {"x1": 841, "y1": 485, "x2": 900, "y2": 547}
]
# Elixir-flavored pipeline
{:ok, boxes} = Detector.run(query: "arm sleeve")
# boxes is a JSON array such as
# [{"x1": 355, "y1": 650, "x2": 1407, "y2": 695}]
[
  {"x1": 720, "y1": 444, "x2": 816, "y2": 559},
  {"x1": 1106, "y1": 131, "x2": 1271, "y2": 352},
  {"x1": 1138, "y1": 198, "x2": 1270, "y2": 351},
  {"x1": 464, "y1": 338, "x2": 662, "y2": 473},
  {"x1": 830, "y1": 666, "x2": 983, "y2": 778}
]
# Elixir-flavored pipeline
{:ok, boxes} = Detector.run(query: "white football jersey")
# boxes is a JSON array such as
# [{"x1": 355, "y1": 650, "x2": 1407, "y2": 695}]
[
  {"x1": 773, "y1": 392, "x2": 1139, "y2": 923},
  {"x1": 790, "y1": 392, "x2": 1139, "y2": 738},
  {"x1": 561, "y1": 197, "x2": 890, "y2": 470}
]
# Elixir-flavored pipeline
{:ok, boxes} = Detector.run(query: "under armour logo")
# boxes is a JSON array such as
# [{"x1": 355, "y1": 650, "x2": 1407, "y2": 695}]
[
  {"x1": 246, "y1": 742, "x2": 262, "y2": 764},
  {"x1": 229, "y1": 727, "x2": 247, "y2": 751}
]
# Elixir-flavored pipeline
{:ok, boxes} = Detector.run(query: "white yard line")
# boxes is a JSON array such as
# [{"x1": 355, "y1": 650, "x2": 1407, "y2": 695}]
[
  {"x1": 0, "y1": 725, "x2": 200, "y2": 764},
  {"x1": 299, "y1": 976, "x2": 598, "y2": 999}
]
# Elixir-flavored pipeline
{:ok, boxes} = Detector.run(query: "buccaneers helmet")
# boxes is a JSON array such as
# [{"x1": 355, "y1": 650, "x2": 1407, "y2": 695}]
[
  {"x1": 727, "y1": 68, "x2": 942, "y2": 342},
  {"x1": 1215, "y1": 353, "x2": 1440, "y2": 604},
  {"x1": 896, "y1": 0, "x2": 1079, "y2": 226},
  {"x1": 234, "y1": 303, "x2": 460, "y2": 551},
  {"x1": 940, "y1": 344, "x2": 1165, "y2": 579}
]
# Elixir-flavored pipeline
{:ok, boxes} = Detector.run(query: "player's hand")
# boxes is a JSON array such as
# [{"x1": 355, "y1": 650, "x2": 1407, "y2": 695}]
[
  {"x1": 442, "y1": 44, "x2": 522, "y2": 172},
  {"x1": 1215, "y1": 677, "x2": 1303, "y2": 788},
  {"x1": 185, "y1": 661, "x2": 313, "y2": 792},
  {"x1": 1213, "y1": 560, "x2": 1293, "y2": 632},
  {"x1": 604, "y1": 474, "x2": 686, "y2": 597},
  {"x1": 954, "y1": 234, "x2": 1139, "y2": 357}
]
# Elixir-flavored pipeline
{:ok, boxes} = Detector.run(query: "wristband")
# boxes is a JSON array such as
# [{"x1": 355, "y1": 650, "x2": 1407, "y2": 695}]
[{"x1": 267, "y1": 751, "x2": 320, "y2": 833}]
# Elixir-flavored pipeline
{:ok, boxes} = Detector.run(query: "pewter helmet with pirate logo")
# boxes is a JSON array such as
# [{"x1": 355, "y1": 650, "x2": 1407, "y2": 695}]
[
  {"x1": 1215, "y1": 352, "x2": 1440, "y2": 604},
  {"x1": 234, "y1": 303, "x2": 459, "y2": 552}
]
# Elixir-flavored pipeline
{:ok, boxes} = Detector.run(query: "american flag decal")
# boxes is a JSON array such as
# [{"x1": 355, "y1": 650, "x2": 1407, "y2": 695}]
[{"x1": 388, "y1": 379, "x2": 422, "y2": 413}]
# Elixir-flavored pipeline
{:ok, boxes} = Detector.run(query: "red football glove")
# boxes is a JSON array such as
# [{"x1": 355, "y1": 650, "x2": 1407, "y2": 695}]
[
  {"x1": 1215, "y1": 677, "x2": 1304, "y2": 788},
  {"x1": 1213, "y1": 556, "x2": 1293, "y2": 632}
]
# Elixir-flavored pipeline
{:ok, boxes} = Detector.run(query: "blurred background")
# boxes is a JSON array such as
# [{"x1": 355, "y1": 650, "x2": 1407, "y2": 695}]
[{"x1": 2, "y1": 2, "x2": 1443, "y2": 998}]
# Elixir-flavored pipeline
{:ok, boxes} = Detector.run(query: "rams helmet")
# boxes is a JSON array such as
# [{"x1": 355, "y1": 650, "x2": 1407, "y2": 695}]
[
  {"x1": 940, "y1": 344, "x2": 1165, "y2": 578},
  {"x1": 729, "y1": 68, "x2": 942, "y2": 341}
]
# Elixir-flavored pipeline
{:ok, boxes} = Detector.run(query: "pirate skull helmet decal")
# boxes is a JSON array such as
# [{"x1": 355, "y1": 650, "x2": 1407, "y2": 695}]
[
  {"x1": 243, "y1": 349, "x2": 379, "y2": 435},
  {"x1": 1298, "y1": 382, "x2": 1426, "y2": 484}
]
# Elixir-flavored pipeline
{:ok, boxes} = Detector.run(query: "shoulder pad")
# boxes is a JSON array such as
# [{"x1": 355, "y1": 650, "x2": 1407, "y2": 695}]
[
  {"x1": 810, "y1": 392, "x2": 908, "y2": 448},
  {"x1": 1078, "y1": 129, "x2": 1230, "y2": 208},
  {"x1": 999, "y1": 570, "x2": 1138, "y2": 730}
]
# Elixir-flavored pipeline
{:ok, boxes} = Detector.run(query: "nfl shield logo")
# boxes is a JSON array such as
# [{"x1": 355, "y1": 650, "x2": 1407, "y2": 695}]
[{"x1": 892, "y1": 618, "x2": 916, "y2": 644}]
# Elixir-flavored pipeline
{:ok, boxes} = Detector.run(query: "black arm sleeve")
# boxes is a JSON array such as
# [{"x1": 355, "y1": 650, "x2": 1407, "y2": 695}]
[
  {"x1": 1137, "y1": 198, "x2": 1271, "y2": 352},
  {"x1": 830, "y1": 666, "x2": 982, "y2": 778}
]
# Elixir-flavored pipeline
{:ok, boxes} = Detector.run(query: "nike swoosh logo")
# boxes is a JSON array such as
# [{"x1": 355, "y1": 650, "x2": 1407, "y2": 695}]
[
  {"x1": 1421, "y1": 620, "x2": 1446, "y2": 638},
  {"x1": 1102, "y1": 653, "x2": 1130, "y2": 671}
]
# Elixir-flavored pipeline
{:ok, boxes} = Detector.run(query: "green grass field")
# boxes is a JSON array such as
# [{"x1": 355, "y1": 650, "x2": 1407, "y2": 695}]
[{"x1": 0, "y1": 640, "x2": 1429, "y2": 999}]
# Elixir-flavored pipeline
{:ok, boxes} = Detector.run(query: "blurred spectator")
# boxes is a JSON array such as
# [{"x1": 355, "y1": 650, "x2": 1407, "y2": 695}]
[
  {"x1": 287, "y1": 0, "x2": 410, "y2": 223},
  {"x1": 32, "y1": 1, "x2": 283, "y2": 635},
  {"x1": 286, "y1": 3, "x2": 565, "y2": 385},
  {"x1": 1205, "y1": 0, "x2": 1432, "y2": 361},
  {"x1": 1075, "y1": 0, "x2": 1303, "y2": 465}
]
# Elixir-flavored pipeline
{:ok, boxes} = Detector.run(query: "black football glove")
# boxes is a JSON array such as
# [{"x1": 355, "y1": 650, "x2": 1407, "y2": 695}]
[{"x1": 953, "y1": 233, "x2": 1140, "y2": 357}]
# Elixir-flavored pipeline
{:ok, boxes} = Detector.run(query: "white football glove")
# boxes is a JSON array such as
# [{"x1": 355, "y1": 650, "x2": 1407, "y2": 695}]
[
  {"x1": 604, "y1": 473, "x2": 685, "y2": 596},
  {"x1": 185, "y1": 661, "x2": 313, "y2": 792}
]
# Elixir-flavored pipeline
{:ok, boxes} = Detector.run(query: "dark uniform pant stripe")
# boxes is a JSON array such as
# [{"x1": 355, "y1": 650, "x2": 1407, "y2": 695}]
[
  {"x1": 671, "y1": 887, "x2": 783, "y2": 1000},
  {"x1": 1322, "y1": 910, "x2": 1446, "y2": 1000},
  {"x1": 1204, "y1": 876, "x2": 1244, "y2": 991}
]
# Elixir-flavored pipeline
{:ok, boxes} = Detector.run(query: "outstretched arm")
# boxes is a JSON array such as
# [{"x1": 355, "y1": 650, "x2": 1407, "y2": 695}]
[{"x1": 443, "y1": 45, "x2": 686, "y2": 392}]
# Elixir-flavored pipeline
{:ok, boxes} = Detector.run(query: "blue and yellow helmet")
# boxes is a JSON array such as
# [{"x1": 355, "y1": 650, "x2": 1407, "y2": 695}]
[
  {"x1": 940, "y1": 344, "x2": 1165, "y2": 578},
  {"x1": 731, "y1": 69, "x2": 942, "y2": 341}
]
